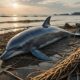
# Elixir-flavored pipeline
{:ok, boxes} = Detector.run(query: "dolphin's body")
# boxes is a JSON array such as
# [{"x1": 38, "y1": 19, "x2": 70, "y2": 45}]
[{"x1": 0, "y1": 16, "x2": 80, "y2": 61}]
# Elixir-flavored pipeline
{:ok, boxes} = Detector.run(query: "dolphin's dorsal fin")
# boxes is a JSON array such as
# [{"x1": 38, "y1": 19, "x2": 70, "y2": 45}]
[{"x1": 42, "y1": 16, "x2": 51, "y2": 28}]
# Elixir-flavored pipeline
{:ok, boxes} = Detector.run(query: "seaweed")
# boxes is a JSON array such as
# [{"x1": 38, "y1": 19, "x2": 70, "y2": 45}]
[{"x1": 32, "y1": 48, "x2": 80, "y2": 80}]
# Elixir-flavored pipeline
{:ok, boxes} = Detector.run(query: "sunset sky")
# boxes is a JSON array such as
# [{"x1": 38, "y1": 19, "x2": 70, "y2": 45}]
[{"x1": 0, "y1": 0, "x2": 80, "y2": 15}]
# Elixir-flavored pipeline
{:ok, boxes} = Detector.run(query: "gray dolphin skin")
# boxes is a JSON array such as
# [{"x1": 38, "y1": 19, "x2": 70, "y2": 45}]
[{"x1": 0, "y1": 16, "x2": 80, "y2": 61}]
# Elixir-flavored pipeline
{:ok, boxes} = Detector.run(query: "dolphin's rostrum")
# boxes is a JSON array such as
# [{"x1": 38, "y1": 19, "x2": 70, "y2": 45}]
[{"x1": 0, "y1": 16, "x2": 80, "y2": 61}]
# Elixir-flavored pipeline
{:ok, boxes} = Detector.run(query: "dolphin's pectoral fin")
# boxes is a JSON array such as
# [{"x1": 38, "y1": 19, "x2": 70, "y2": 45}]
[{"x1": 30, "y1": 48, "x2": 52, "y2": 61}]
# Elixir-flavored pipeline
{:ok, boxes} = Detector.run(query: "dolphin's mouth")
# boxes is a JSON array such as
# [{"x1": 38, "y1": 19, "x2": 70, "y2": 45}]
[
  {"x1": 0, "y1": 51, "x2": 12, "y2": 60},
  {"x1": 0, "y1": 50, "x2": 25, "y2": 60}
]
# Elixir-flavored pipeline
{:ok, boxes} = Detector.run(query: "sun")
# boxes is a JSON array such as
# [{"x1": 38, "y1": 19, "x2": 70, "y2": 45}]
[{"x1": 12, "y1": 3, "x2": 19, "y2": 8}]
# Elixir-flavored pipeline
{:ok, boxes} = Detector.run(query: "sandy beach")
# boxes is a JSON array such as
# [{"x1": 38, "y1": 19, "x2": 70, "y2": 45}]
[
  {"x1": 0, "y1": 24, "x2": 80, "y2": 80},
  {"x1": 0, "y1": 0, "x2": 80, "y2": 79}
]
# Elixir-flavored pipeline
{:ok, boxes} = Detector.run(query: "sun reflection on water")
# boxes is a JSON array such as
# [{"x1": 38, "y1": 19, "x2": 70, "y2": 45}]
[
  {"x1": 12, "y1": 17, "x2": 19, "y2": 32},
  {"x1": 13, "y1": 17, "x2": 18, "y2": 21}
]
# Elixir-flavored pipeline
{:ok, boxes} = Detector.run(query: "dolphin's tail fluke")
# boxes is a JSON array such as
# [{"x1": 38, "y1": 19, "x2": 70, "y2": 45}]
[
  {"x1": 74, "y1": 32, "x2": 80, "y2": 36},
  {"x1": 69, "y1": 32, "x2": 80, "y2": 37},
  {"x1": 64, "y1": 29, "x2": 80, "y2": 37},
  {"x1": 75, "y1": 27, "x2": 80, "y2": 36},
  {"x1": 74, "y1": 25, "x2": 80, "y2": 36}
]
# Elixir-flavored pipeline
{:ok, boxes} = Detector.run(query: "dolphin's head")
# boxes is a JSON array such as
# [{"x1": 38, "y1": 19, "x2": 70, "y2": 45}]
[
  {"x1": 0, "y1": 47, "x2": 25, "y2": 60},
  {"x1": 0, "y1": 31, "x2": 27, "y2": 60}
]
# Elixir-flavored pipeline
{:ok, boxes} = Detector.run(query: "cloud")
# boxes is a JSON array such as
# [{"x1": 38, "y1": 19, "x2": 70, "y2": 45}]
[
  {"x1": 38, "y1": 0, "x2": 60, "y2": 4},
  {"x1": 17, "y1": 0, "x2": 45, "y2": 5},
  {"x1": 75, "y1": 2, "x2": 80, "y2": 4},
  {"x1": 26, "y1": 0, "x2": 45, "y2": 4},
  {"x1": 0, "y1": 0, "x2": 80, "y2": 15},
  {"x1": 0, "y1": 6, "x2": 53, "y2": 15}
]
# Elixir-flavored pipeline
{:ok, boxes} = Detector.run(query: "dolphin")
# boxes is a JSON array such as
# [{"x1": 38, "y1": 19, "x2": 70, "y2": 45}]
[{"x1": 0, "y1": 16, "x2": 80, "y2": 61}]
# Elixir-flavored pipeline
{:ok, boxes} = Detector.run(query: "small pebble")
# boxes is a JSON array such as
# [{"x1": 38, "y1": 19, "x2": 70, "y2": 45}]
[
  {"x1": 27, "y1": 65, "x2": 41, "y2": 70},
  {"x1": 50, "y1": 54, "x2": 61, "y2": 62},
  {"x1": 63, "y1": 49, "x2": 72, "y2": 53},
  {"x1": 39, "y1": 62, "x2": 53, "y2": 70}
]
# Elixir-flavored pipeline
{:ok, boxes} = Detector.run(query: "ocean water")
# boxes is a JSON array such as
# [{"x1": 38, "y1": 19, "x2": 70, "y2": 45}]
[{"x1": 0, "y1": 15, "x2": 80, "y2": 34}]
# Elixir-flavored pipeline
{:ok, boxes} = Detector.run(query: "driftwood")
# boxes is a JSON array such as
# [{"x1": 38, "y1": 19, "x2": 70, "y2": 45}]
[
  {"x1": 31, "y1": 48, "x2": 80, "y2": 80},
  {"x1": 3, "y1": 71, "x2": 23, "y2": 80}
]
